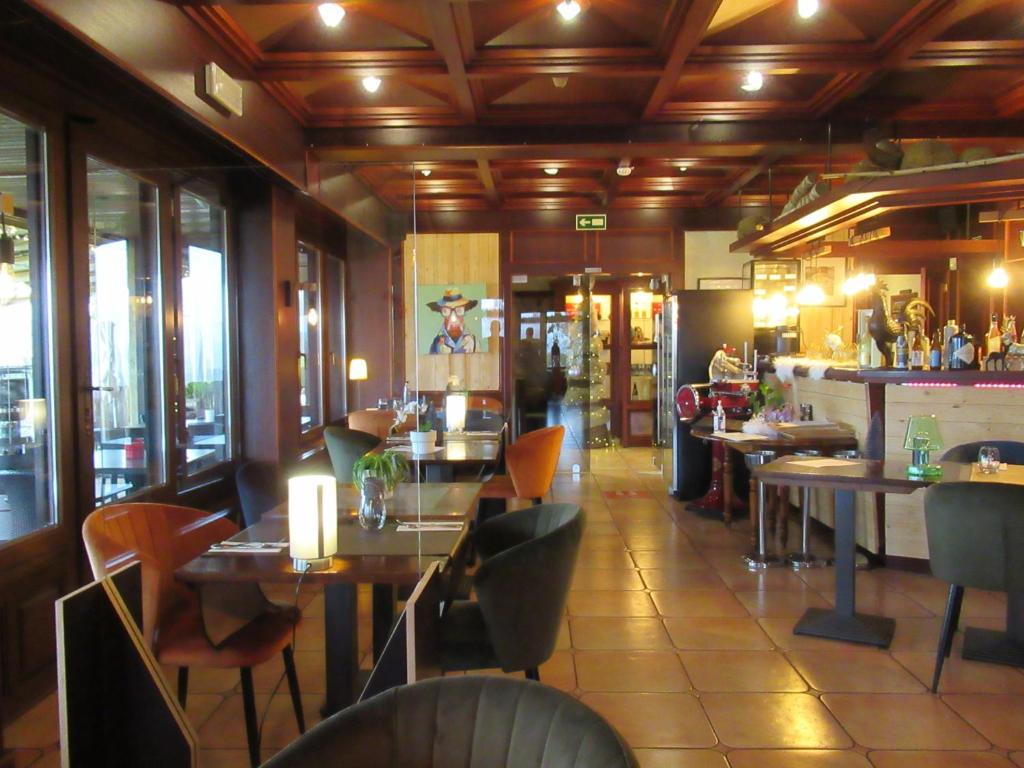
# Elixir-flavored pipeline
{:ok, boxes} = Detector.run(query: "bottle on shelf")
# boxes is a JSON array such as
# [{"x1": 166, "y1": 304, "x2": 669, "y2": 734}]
[
  {"x1": 920, "y1": 331, "x2": 931, "y2": 366},
  {"x1": 943, "y1": 319, "x2": 958, "y2": 365},
  {"x1": 930, "y1": 329, "x2": 943, "y2": 370},
  {"x1": 910, "y1": 330, "x2": 924, "y2": 370},
  {"x1": 949, "y1": 324, "x2": 976, "y2": 370},
  {"x1": 894, "y1": 325, "x2": 909, "y2": 370},
  {"x1": 857, "y1": 321, "x2": 873, "y2": 368},
  {"x1": 1004, "y1": 315, "x2": 1018, "y2": 345},
  {"x1": 987, "y1": 314, "x2": 1002, "y2": 359}
]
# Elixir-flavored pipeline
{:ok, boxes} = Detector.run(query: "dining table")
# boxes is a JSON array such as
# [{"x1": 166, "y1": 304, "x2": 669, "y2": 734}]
[
  {"x1": 175, "y1": 481, "x2": 482, "y2": 714},
  {"x1": 753, "y1": 457, "x2": 981, "y2": 649},
  {"x1": 386, "y1": 430, "x2": 504, "y2": 482}
]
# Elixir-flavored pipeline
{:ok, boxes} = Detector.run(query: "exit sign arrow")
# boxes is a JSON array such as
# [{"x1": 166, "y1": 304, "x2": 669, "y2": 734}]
[{"x1": 576, "y1": 214, "x2": 607, "y2": 231}]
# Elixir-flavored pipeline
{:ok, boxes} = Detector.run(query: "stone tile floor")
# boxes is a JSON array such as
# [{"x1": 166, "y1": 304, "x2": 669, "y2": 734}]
[{"x1": 6, "y1": 446, "x2": 1024, "y2": 767}]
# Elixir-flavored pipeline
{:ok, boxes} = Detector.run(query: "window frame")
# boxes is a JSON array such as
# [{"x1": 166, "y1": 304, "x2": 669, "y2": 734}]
[{"x1": 297, "y1": 240, "x2": 325, "y2": 439}]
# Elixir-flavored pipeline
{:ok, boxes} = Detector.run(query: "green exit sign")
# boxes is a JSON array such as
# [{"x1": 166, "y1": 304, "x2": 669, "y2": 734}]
[{"x1": 576, "y1": 214, "x2": 607, "y2": 231}]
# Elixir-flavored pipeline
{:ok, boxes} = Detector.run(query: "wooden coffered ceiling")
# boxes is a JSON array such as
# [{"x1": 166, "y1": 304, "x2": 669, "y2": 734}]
[{"x1": 180, "y1": 0, "x2": 1024, "y2": 212}]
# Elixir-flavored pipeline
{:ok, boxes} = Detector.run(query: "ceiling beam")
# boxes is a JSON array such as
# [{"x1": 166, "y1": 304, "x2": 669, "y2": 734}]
[
  {"x1": 643, "y1": 0, "x2": 725, "y2": 120},
  {"x1": 477, "y1": 158, "x2": 501, "y2": 207},
  {"x1": 702, "y1": 152, "x2": 782, "y2": 207},
  {"x1": 423, "y1": 0, "x2": 477, "y2": 122}
]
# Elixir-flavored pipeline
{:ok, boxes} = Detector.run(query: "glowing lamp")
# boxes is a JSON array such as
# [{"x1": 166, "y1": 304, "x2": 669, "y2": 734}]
[
  {"x1": 317, "y1": 3, "x2": 345, "y2": 27},
  {"x1": 797, "y1": 0, "x2": 819, "y2": 19},
  {"x1": 741, "y1": 71, "x2": 764, "y2": 92},
  {"x1": 903, "y1": 414, "x2": 944, "y2": 478},
  {"x1": 361, "y1": 76, "x2": 382, "y2": 94},
  {"x1": 288, "y1": 475, "x2": 338, "y2": 572},
  {"x1": 445, "y1": 391, "x2": 468, "y2": 433},
  {"x1": 556, "y1": 1, "x2": 581, "y2": 21},
  {"x1": 988, "y1": 265, "x2": 1009, "y2": 289},
  {"x1": 796, "y1": 283, "x2": 826, "y2": 306},
  {"x1": 348, "y1": 358, "x2": 368, "y2": 381}
]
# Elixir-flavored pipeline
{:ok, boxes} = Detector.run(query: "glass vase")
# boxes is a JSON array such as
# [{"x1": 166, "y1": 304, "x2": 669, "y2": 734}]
[{"x1": 358, "y1": 476, "x2": 387, "y2": 531}]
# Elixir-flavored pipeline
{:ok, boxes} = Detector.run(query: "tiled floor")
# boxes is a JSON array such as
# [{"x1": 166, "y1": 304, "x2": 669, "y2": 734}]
[{"x1": 6, "y1": 446, "x2": 1024, "y2": 767}]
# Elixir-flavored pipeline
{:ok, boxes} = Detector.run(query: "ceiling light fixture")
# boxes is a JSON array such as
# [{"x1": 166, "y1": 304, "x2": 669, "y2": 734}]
[
  {"x1": 361, "y1": 76, "x2": 382, "y2": 93},
  {"x1": 797, "y1": 0, "x2": 819, "y2": 19},
  {"x1": 318, "y1": 3, "x2": 345, "y2": 27},
  {"x1": 616, "y1": 160, "x2": 633, "y2": 177},
  {"x1": 988, "y1": 264, "x2": 1010, "y2": 289},
  {"x1": 421, "y1": 169, "x2": 432, "y2": 177},
  {"x1": 556, "y1": 1, "x2": 582, "y2": 22},
  {"x1": 741, "y1": 70, "x2": 764, "y2": 92},
  {"x1": 678, "y1": 164, "x2": 689, "y2": 172},
  {"x1": 552, "y1": 76, "x2": 569, "y2": 88},
  {"x1": 544, "y1": 167, "x2": 559, "y2": 176}
]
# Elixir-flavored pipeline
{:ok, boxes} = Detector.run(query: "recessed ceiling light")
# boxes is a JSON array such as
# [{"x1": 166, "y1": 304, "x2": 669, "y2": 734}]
[
  {"x1": 556, "y1": 1, "x2": 582, "y2": 22},
  {"x1": 318, "y1": 3, "x2": 345, "y2": 27},
  {"x1": 552, "y1": 76, "x2": 569, "y2": 88},
  {"x1": 362, "y1": 76, "x2": 382, "y2": 93},
  {"x1": 678, "y1": 164, "x2": 689, "y2": 172},
  {"x1": 544, "y1": 167, "x2": 559, "y2": 176},
  {"x1": 421, "y1": 169, "x2": 431, "y2": 177},
  {"x1": 616, "y1": 163, "x2": 633, "y2": 177},
  {"x1": 741, "y1": 71, "x2": 764, "y2": 92},
  {"x1": 797, "y1": 0, "x2": 819, "y2": 19}
]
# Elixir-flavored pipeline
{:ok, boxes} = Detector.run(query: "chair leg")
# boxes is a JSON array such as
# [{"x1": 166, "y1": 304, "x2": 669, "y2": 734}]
[
  {"x1": 932, "y1": 584, "x2": 965, "y2": 693},
  {"x1": 239, "y1": 667, "x2": 261, "y2": 768},
  {"x1": 525, "y1": 667, "x2": 540, "y2": 682},
  {"x1": 532, "y1": 497, "x2": 542, "y2": 505},
  {"x1": 177, "y1": 667, "x2": 189, "y2": 709},
  {"x1": 282, "y1": 645, "x2": 306, "y2": 734}
]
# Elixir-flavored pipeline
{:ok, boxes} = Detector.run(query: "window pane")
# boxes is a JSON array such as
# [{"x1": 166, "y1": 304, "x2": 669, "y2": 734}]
[
  {"x1": 0, "y1": 111, "x2": 55, "y2": 542},
  {"x1": 87, "y1": 158, "x2": 163, "y2": 505},
  {"x1": 180, "y1": 191, "x2": 229, "y2": 476},
  {"x1": 298, "y1": 243, "x2": 322, "y2": 433}
]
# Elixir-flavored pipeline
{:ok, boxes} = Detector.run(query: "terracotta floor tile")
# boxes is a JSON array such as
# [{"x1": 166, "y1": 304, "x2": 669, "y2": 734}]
[
  {"x1": 579, "y1": 537, "x2": 630, "y2": 552},
  {"x1": 894, "y1": 652, "x2": 1024, "y2": 694},
  {"x1": 942, "y1": 694, "x2": 1024, "y2": 749},
  {"x1": 187, "y1": 693, "x2": 227, "y2": 731},
  {"x1": 575, "y1": 650, "x2": 690, "y2": 692},
  {"x1": 701, "y1": 692, "x2": 852, "y2": 749},
  {"x1": 572, "y1": 568, "x2": 646, "y2": 590},
  {"x1": 821, "y1": 693, "x2": 989, "y2": 750},
  {"x1": 3, "y1": 694, "x2": 58, "y2": 749},
  {"x1": 633, "y1": 749, "x2": 728, "y2": 768},
  {"x1": 713, "y1": 565, "x2": 812, "y2": 592},
  {"x1": 867, "y1": 751, "x2": 1018, "y2": 768},
  {"x1": 650, "y1": 590, "x2": 749, "y2": 618},
  {"x1": 556, "y1": 618, "x2": 571, "y2": 650},
  {"x1": 904, "y1": 587, "x2": 1008, "y2": 619},
  {"x1": 580, "y1": 692, "x2": 717, "y2": 748},
  {"x1": 630, "y1": 549, "x2": 710, "y2": 570},
  {"x1": 1011, "y1": 751, "x2": 1024, "y2": 767},
  {"x1": 640, "y1": 568, "x2": 727, "y2": 590},
  {"x1": 680, "y1": 650, "x2": 807, "y2": 692},
  {"x1": 576, "y1": 548, "x2": 638, "y2": 569},
  {"x1": 787, "y1": 650, "x2": 925, "y2": 693},
  {"x1": 886, "y1": 618, "x2": 946, "y2": 652},
  {"x1": 568, "y1": 590, "x2": 658, "y2": 617},
  {"x1": 200, "y1": 749, "x2": 254, "y2": 768},
  {"x1": 664, "y1": 617, "x2": 775, "y2": 651},
  {"x1": 758, "y1": 617, "x2": 874, "y2": 652},
  {"x1": 198, "y1": 693, "x2": 322, "y2": 750},
  {"x1": 735, "y1": 589, "x2": 831, "y2": 618},
  {"x1": 569, "y1": 617, "x2": 673, "y2": 650},
  {"x1": 164, "y1": 665, "x2": 239, "y2": 695},
  {"x1": 818, "y1": 590, "x2": 935, "y2": 618},
  {"x1": 727, "y1": 749, "x2": 873, "y2": 768}
]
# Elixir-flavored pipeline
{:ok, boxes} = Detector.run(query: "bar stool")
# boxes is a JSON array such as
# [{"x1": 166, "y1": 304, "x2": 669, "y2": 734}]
[
  {"x1": 786, "y1": 449, "x2": 826, "y2": 569},
  {"x1": 833, "y1": 449, "x2": 870, "y2": 570},
  {"x1": 744, "y1": 450, "x2": 783, "y2": 570}
]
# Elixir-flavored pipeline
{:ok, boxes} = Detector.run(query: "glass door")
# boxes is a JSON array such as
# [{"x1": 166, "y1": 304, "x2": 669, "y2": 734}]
[{"x1": 84, "y1": 157, "x2": 164, "y2": 505}]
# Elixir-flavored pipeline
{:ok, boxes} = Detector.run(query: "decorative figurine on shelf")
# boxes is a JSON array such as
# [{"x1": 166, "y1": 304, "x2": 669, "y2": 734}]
[{"x1": 867, "y1": 283, "x2": 933, "y2": 367}]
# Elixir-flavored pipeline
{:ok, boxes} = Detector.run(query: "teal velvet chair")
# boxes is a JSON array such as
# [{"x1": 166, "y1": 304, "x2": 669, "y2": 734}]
[
  {"x1": 324, "y1": 427, "x2": 381, "y2": 484},
  {"x1": 924, "y1": 481, "x2": 1024, "y2": 692}
]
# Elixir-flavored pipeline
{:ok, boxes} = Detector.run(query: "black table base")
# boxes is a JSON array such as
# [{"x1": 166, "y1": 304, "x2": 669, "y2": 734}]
[{"x1": 794, "y1": 607, "x2": 896, "y2": 648}]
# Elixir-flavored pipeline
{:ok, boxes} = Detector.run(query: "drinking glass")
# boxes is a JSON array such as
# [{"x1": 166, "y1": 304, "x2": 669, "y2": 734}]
[
  {"x1": 358, "y1": 476, "x2": 388, "y2": 531},
  {"x1": 978, "y1": 445, "x2": 1001, "y2": 474}
]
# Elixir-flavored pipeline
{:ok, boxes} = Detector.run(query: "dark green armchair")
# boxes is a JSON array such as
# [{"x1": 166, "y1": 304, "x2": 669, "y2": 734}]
[{"x1": 323, "y1": 426, "x2": 381, "y2": 484}]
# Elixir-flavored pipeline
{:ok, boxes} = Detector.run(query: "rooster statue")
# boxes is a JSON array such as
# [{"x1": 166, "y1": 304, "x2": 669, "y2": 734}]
[{"x1": 867, "y1": 284, "x2": 934, "y2": 366}]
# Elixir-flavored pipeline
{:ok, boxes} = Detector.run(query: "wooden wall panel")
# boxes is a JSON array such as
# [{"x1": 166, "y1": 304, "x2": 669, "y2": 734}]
[
  {"x1": 509, "y1": 230, "x2": 585, "y2": 266},
  {"x1": 346, "y1": 233, "x2": 394, "y2": 409},
  {"x1": 885, "y1": 384, "x2": 1024, "y2": 559},
  {"x1": 595, "y1": 229, "x2": 681, "y2": 284},
  {"x1": 403, "y1": 234, "x2": 501, "y2": 392}
]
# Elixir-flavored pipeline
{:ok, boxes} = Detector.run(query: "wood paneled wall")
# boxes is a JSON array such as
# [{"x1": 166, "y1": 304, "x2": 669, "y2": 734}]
[
  {"x1": 403, "y1": 233, "x2": 501, "y2": 392},
  {"x1": 347, "y1": 231, "x2": 395, "y2": 408}
]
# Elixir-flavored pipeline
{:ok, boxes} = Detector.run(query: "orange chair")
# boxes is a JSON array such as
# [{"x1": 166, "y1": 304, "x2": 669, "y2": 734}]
[
  {"x1": 83, "y1": 503, "x2": 303, "y2": 768},
  {"x1": 348, "y1": 408, "x2": 414, "y2": 440},
  {"x1": 481, "y1": 425, "x2": 564, "y2": 505}
]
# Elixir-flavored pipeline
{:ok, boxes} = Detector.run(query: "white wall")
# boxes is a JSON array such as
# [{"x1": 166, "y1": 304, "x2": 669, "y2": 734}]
[{"x1": 684, "y1": 231, "x2": 748, "y2": 290}]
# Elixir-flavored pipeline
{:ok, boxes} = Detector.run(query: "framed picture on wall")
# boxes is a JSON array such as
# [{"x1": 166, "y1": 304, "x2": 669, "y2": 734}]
[
  {"x1": 804, "y1": 256, "x2": 848, "y2": 306},
  {"x1": 418, "y1": 283, "x2": 488, "y2": 354},
  {"x1": 697, "y1": 277, "x2": 747, "y2": 290}
]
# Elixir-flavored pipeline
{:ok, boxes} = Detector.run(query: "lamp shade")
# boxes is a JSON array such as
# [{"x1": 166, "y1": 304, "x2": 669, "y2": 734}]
[
  {"x1": 288, "y1": 475, "x2": 337, "y2": 571},
  {"x1": 903, "y1": 414, "x2": 944, "y2": 452},
  {"x1": 348, "y1": 358, "x2": 368, "y2": 381},
  {"x1": 445, "y1": 392, "x2": 468, "y2": 433}
]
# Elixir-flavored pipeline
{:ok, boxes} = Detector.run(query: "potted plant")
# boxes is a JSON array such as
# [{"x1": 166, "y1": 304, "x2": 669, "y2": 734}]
[
  {"x1": 351, "y1": 449, "x2": 409, "y2": 498},
  {"x1": 408, "y1": 418, "x2": 437, "y2": 454}
]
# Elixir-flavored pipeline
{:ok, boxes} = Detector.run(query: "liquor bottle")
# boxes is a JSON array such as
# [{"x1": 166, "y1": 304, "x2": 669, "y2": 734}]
[
  {"x1": 949, "y1": 324, "x2": 975, "y2": 370},
  {"x1": 894, "y1": 326, "x2": 909, "y2": 369},
  {"x1": 943, "y1": 319, "x2": 958, "y2": 365},
  {"x1": 929, "y1": 329, "x2": 943, "y2": 370},
  {"x1": 1005, "y1": 315, "x2": 1018, "y2": 344},
  {"x1": 987, "y1": 314, "x2": 1002, "y2": 358},
  {"x1": 910, "y1": 330, "x2": 924, "y2": 370},
  {"x1": 921, "y1": 331, "x2": 931, "y2": 366},
  {"x1": 857, "y1": 323, "x2": 873, "y2": 368}
]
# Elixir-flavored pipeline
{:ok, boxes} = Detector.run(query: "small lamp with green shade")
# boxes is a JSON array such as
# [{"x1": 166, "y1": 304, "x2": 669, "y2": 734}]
[{"x1": 904, "y1": 414, "x2": 944, "y2": 477}]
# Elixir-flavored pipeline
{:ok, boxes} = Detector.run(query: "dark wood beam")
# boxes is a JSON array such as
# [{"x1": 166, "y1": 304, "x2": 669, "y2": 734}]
[
  {"x1": 477, "y1": 158, "x2": 501, "y2": 207},
  {"x1": 423, "y1": 0, "x2": 477, "y2": 122},
  {"x1": 702, "y1": 153, "x2": 781, "y2": 207},
  {"x1": 643, "y1": 0, "x2": 725, "y2": 120}
]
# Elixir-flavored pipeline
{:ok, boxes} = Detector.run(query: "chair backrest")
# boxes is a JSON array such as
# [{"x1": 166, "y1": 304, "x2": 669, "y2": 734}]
[
  {"x1": 235, "y1": 460, "x2": 283, "y2": 527},
  {"x1": 348, "y1": 409, "x2": 407, "y2": 440},
  {"x1": 473, "y1": 503, "x2": 583, "y2": 672},
  {"x1": 468, "y1": 395, "x2": 503, "y2": 414},
  {"x1": 82, "y1": 503, "x2": 236, "y2": 646},
  {"x1": 506, "y1": 425, "x2": 565, "y2": 500},
  {"x1": 924, "y1": 482, "x2": 1024, "y2": 592},
  {"x1": 262, "y1": 676, "x2": 638, "y2": 768},
  {"x1": 324, "y1": 426, "x2": 382, "y2": 484},
  {"x1": 941, "y1": 440, "x2": 1024, "y2": 464}
]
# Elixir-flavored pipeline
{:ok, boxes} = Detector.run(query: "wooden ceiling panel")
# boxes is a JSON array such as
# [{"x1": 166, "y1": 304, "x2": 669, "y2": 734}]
[
  {"x1": 473, "y1": 0, "x2": 669, "y2": 49},
  {"x1": 670, "y1": 71, "x2": 832, "y2": 101},
  {"x1": 938, "y1": 3, "x2": 1024, "y2": 42},
  {"x1": 292, "y1": 77, "x2": 453, "y2": 108},
  {"x1": 870, "y1": 67, "x2": 1022, "y2": 103},
  {"x1": 484, "y1": 74, "x2": 654, "y2": 107}
]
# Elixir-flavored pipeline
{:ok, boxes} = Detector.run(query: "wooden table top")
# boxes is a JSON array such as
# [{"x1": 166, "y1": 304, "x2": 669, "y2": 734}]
[
  {"x1": 692, "y1": 427, "x2": 858, "y2": 454},
  {"x1": 262, "y1": 482, "x2": 483, "y2": 521},
  {"x1": 384, "y1": 440, "x2": 500, "y2": 465},
  {"x1": 176, "y1": 482, "x2": 481, "y2": 586},
  {"x1": 754, "y1": 457, "x2": 975, "y2": 494}
]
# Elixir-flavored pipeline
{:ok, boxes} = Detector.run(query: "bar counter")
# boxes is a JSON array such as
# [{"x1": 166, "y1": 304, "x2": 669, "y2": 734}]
[{"x1": 764, "y1": 361, "x2": 1024, "y2": 563}]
